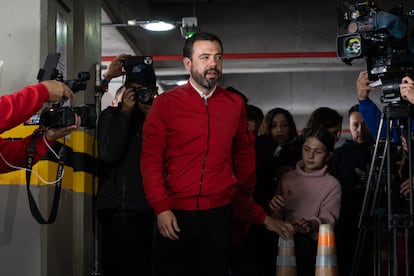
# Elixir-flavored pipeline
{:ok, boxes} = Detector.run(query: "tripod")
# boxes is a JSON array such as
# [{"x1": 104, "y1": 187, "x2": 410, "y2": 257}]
[{"x1": 351, "y1": 103, "x2": 414, "y2": 276}]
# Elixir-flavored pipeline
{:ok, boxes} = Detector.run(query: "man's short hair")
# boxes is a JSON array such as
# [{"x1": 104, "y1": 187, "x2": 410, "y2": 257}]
[
  {"x1": 348, "y1": 104, "x2": 360, "y2": 118},
  {"x1": 183, "y1": 32, "x2": 223, "y2": 59},
  {"x1": 306, "y1": 107, "x2": 343, "y2": 129}
]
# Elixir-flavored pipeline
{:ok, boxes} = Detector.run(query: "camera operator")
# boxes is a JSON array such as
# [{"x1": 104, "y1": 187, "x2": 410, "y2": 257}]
[
  {"x1": 356, "y1": 70, "x2": 411, "y2": 144},
  {"x1": 95, "y1": 54, "x2": 158, "y2": 276},
  {"x1": 0, "y1": 80, "x2": 79, "y2": 173}
]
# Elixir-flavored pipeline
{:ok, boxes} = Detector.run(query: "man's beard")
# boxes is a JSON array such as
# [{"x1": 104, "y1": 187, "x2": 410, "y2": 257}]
[{"x1": 191, "y1": 67, "x2": 222, "y2": 89}]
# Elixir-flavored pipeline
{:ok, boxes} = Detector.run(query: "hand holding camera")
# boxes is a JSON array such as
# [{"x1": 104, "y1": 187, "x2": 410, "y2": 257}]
[
  {"x1": 41, "y1": 80, "x2": 75, "y2": 102},
  {"x1": 44, "y1": 115, "x2": 81, "y2": 140},
  {"x1": 356, "y1": 70, "x2": 380, "y2": 101},
  {"x1": 120, "y1": 88, "x2": 136, "y2": 114},
  {"x1": 103, "y1": 53, "x2": 131, "y2": 81},
  {"x1": 34, "y1": 53, "x2": 96, "y2": 129},
  {"x1": 400, "y1": 76, "x2": 414, "y2": 104}
]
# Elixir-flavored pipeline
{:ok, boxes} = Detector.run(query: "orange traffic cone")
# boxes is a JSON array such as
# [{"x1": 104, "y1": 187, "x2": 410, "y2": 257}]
[
  {"x1": 275, "y1": 236, "x2": 297, "y2": 276},
  {"x1": 315, "y1": 224, "x2": 338, "y2": 276}
]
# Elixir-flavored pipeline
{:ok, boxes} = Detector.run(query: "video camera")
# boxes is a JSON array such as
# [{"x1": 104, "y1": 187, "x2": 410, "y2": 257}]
[
  {"x1": 336, "y1": 1, "x2": 414, "y2": 104},
  {"x1": 122, "y1": 56, "x2": 157, "y2": 105},
  {"x1": 38, "y1": 103, "x2": 96, "y2": 129},
  {"x1": 35, "y1": 53, "x2": 96, "y2": 129}
]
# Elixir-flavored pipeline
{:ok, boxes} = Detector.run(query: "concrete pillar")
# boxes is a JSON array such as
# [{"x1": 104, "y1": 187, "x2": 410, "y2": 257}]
[{"x1": 0, "y1": 1, "x2": 101, "y2": 275}]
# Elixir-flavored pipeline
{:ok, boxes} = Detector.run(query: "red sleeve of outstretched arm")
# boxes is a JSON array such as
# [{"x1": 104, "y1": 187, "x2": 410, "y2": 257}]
[
  {"x1": 0, "y1": 83, "x2": 49, "y2": 132},
  {"x1": 232, "y1": 190, "x2": 267, "y2": 224},
  {"x1": 0, "y1": 134, "x2": 52, "y2": 173}
]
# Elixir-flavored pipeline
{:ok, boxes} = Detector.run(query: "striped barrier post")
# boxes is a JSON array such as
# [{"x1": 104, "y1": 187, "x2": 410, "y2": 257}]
[
  {"x1": 275, "y1": 236, "x2": 297, "y2": 276},
  {"x1": 315, "y1": 224, "x2": 338, "y2": 276}
]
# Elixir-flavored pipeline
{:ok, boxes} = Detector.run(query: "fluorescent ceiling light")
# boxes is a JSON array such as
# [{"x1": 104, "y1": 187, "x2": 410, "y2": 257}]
[
  {"x1": 128, "y1": 20, "x2": 176, "y2": 31},
  {"x1": 104, "y1": 17, "x2": 198, "y2": 35}
]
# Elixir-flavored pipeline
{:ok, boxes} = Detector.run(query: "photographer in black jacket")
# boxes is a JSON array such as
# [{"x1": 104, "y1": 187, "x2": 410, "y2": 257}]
[{"x1": 96, "y1": 54, "x2": 158, "y2": 276}]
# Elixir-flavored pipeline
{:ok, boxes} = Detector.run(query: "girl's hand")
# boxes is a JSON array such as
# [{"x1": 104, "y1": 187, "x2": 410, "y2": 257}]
[
  {"x1": 269, "y1": 195, "x2": 285, "y2": 212},
  {"x1": 400, "y1": 177, "x2": 414, "y2": 200},
  {"x1": 293, "y1": 218, "x2": 311, "y2": 233}
]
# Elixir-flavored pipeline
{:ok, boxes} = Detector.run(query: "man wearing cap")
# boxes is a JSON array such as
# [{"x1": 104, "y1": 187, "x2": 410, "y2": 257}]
[{"x1": 96, "y1": 54, "x2": 158, "y2": 276}]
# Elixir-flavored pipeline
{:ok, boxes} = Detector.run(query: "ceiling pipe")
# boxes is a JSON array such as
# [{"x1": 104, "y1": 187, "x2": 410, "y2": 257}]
[{"x1": 101, "y1": 52, "x2": 338, "y2": 62}]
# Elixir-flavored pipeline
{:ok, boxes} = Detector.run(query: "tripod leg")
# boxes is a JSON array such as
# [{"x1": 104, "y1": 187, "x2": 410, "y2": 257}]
[{"x1": 350, "y1": 226, "x2": 367, "y2": 276}]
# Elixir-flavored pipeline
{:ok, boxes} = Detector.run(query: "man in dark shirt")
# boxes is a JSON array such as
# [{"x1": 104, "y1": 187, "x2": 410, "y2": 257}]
[
  {"x1": 96, "y1": 54, "x2": 158, "y2": 276},
  {"x1": 334, "y1": 104, "x2": 374, "y2": 276}
]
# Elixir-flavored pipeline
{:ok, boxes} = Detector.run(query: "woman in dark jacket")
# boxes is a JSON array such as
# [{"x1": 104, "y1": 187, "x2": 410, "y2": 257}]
[{"x1": 245, "y1": 107, "x2": 302, "y2": 276}]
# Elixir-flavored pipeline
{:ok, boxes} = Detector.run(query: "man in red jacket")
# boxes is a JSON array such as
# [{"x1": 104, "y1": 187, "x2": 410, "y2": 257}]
[
  {"x1": 141, "y1": 32, "x2": 294, "y2": 276},
  {"x1": 0, "y1": 80, "x2": 78, "y2": 173}
]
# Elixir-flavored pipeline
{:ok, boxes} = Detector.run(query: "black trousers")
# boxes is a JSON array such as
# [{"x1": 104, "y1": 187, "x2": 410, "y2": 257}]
[
  {"x1": 152, "y1": 204, "x2": 233, "y2": 276},
  {"x1": 98, "y1": 210, "x2": 154, "y2": 276}
]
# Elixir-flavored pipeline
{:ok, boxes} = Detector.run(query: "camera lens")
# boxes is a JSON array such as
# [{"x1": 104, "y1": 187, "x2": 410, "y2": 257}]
[{"x1": 134, "y1": 87, "x2": 155, "y2": 105}]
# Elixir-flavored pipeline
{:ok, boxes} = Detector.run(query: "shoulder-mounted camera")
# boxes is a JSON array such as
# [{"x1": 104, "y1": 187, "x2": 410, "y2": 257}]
[{"x1": 336, "y1": 1, "x2": 414, "y2": 104}]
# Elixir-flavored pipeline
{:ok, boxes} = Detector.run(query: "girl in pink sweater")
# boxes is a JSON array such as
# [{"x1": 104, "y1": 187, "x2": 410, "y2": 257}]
[{"x1": 269, "y1": 127, "x2": 341, "y2": 276}]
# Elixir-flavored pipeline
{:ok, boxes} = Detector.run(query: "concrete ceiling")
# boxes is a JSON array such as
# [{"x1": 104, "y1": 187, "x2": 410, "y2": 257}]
[
  {"x1": 101, "y1": 0, "x2": 414, "y2": 68},
  {"x1": 101, "y1": 0, "x2": 413, "y2": 75},
  {"x1": 101, "y1": 0, "x2": 355, "y2": 89},
  {"x1": 100, "y1": 0, "x2": 414, "y2": 126}
]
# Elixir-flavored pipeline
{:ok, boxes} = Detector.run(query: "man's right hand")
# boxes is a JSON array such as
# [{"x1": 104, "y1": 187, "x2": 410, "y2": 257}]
[
  {"x1": 263, "y1": 216, "x2": 295, "y2": 240},
  {"x1": 356, "y1": 71, "x2": 380, "y2": 101},
  {"x1": 157, "y1": 210, "x2": 180, "y2": 240},
  {"x1": 44, "y1": 114, "x2": 81, "y2": 141},
  {"x1": 103, "y1": 53, "x2": 130, "y2": 81},
  {"x1": 41, "y1": 80, "x2": 75, "y2": 102},
  {"x1": 268, "y1": 194, "x2": 285, "y2": 212}
]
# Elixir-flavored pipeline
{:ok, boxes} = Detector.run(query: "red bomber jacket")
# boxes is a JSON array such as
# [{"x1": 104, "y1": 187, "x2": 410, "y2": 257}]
[
  {"x1": 141, "y1": 82, "x2": 266, "y2": 226},
  {"x1": 0, "y1": 83, "x2": 53, "y2": 173}
]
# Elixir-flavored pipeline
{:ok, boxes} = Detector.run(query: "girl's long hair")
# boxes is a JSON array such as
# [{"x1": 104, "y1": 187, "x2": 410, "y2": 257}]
[{"x1": 302, "y1": 127, "x2": 336, "y2": 175}]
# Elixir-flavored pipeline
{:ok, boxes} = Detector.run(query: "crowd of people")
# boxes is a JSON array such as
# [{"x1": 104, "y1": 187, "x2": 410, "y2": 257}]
[
  {"x1": 93, "y1": 32, "x2": 414, "y2": 276},
  {"x1": 3, "y1": 31, "x2": 414, "y2": 276},
  {"x1": 97, "y1": 33, "x2": 414, "y2": 276}
]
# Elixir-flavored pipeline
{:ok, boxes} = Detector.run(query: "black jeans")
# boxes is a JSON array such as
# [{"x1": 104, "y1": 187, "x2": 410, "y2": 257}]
[
  {"x1": 98, "y1": 210, "x2": 154, "y2": 276},
  {"x1": 152, "y1": 204, "x2": 233, "y2": 276}
]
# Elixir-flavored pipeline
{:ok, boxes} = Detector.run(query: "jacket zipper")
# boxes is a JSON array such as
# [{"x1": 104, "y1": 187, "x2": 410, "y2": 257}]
[{"x1": 197, "y1": 96, "x2": 210, "y2": 210}]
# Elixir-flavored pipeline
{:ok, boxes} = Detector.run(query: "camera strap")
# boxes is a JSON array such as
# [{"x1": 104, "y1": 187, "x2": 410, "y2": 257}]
[{"x1": 25, "y1": 135, "x2": 64, "y2": 224}]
